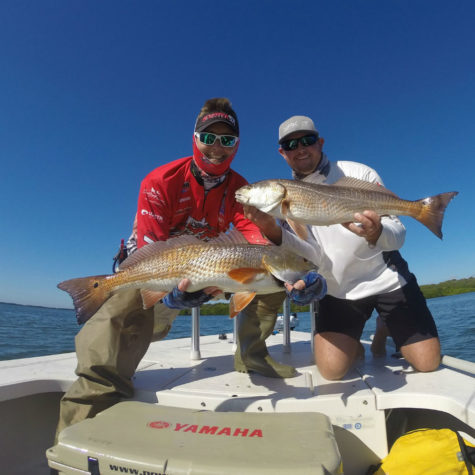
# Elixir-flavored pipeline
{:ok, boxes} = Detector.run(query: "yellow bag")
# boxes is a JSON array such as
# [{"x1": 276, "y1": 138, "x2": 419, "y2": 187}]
[{"x1": 369, "y1": 428, "x2": 475, "y2": 475}]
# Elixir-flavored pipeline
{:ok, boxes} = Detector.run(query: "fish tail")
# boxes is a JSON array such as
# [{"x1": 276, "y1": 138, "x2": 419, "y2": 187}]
[
  {"x1": 58, "y1": 275, "x2": 111, "y2": 324},
  {"x1": 415, "y1": 191, "x2": 458, "y2": 239}
]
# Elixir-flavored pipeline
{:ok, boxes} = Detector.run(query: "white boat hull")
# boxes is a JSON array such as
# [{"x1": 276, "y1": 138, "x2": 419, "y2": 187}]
[{"x1": 1, "y1": 331, "x2": 474, "y2": 474}]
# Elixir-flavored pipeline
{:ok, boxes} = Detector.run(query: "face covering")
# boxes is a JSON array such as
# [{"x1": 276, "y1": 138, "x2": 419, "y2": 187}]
[{"x1": 192, "y1": 134, "x2": 239, "y2": 176}]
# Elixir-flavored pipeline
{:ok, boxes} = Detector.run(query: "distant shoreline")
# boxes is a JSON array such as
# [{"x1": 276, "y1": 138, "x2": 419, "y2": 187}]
[
  {"x1": 2, "y1": 277, "x2": 474, "y2": 313},
  {"x1": 418, "y1": 277, "x2": 475, "y2": 299},
  {"x1": 0, "y1": 301, "x2": 74, "y2": 311}
]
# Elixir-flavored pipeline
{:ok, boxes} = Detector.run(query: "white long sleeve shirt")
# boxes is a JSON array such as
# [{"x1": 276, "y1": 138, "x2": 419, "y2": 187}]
[{"x1": 281, "y1": 160, "x2": 413, "y2": 300}]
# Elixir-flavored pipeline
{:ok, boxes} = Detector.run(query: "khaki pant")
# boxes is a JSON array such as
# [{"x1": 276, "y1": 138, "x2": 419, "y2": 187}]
[
  {"x1": 55, "y1": 289, "x2": 288, "y2": 442},
  {"x1": 55, "y1": 288, "x2": 179, "y2": 442},
  {"x1": 238, "y1": 291, "x2": 287, "y2": 331},
  {"x1": 234, "y1": 291, "x2": 294, "y2": 378}
]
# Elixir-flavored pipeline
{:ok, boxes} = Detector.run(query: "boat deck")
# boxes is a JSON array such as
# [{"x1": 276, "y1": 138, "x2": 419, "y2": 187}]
[{"x1": 1, "y1": 330, "x2": 474, "y2": 474}]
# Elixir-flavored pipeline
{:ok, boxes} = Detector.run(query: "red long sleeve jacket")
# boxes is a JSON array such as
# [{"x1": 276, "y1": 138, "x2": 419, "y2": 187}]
[{"x1": 136, "y1": 156, "x2": 268, "y2": 247}]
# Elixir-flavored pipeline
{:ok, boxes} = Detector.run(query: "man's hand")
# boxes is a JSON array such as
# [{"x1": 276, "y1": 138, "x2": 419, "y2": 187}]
[
  {"x1": 284, "y1": 271, "x2": 327, "y2": 305},
  {"x1": 343, "y1": 210, "x2": 382, "y2": 246},
  {"x1": 162, "y1": 279, "x2": 222, "y2": 309},
  {"x1": 243, "y1": 204, "x2": 282, "y2": 245},
  {"x1": 176, "y1": 279, "x2": 221, "y2": 296}
]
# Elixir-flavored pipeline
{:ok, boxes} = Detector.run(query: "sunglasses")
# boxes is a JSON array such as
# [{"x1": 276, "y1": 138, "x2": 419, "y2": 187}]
[
  {"x1": 194, "y1": 132, "x2": 239, "y2": 148},
  {"x1": 281, "y1": 134, "x2": 319, "y2": 151}
]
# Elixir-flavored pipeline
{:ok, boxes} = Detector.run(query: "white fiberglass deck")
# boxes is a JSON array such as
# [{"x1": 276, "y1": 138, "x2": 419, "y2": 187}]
[{"x1": 1, "y1": 330, "x2": 474, "y2": 474}]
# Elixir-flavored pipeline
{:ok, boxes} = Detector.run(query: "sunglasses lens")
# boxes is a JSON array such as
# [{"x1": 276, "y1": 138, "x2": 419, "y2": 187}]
[
  {"x1": 281, "y1": 135, "x2": 318, "y2": 151},
  {"x1": 199, "y1": 133, "x2": 217, "y2": 145},
  {"x1": 301, "y1": 135, "x2": 318, "y2": 147},
  {"x1": 220, "y1": 135, "x2": 237, "y2": 147},
  {"x1": 282, "y1": 139, "x2": 298, "y2": 151},
  {"x1": 197, "y1": 133, "x2": 237, "y2": 147}
]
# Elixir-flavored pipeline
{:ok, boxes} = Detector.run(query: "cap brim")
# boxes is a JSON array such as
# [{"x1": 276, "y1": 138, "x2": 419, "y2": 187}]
[
  {"x1": 279, "y1": 130, "x2": 318, "y2": 144},
  {"x1": 195, "y1": 118, "x2": 238, "y2": 135}
]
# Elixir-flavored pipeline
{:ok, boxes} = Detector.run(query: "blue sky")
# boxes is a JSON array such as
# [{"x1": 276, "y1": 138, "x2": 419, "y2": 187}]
[{"x1": 1, "y1": 1, "x2": 474, "y2": 309}]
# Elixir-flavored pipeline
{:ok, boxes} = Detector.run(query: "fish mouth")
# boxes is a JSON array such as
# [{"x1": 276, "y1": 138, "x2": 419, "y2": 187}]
[{"x1": 235, "y1": 190, "x2": 248, "y2": 204}]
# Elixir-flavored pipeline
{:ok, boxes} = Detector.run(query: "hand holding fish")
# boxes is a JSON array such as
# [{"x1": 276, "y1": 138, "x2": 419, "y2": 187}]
[
  {"x1": 176, "y1": 278, "x2": 222, "y2": 297},
  {"x1": 343, "y1": 210, "x2": 383, "y2": 246},
  {"x1": 163, "y1": 279, "x2": 221, "y2": 310},
  {"x1": 284, "y1": 271, "x2": 327, "y2": 305}
]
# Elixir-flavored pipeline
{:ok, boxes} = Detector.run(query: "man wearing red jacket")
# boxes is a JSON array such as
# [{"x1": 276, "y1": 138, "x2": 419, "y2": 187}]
[
  {"x1": 135, "y1": 142, "x2": 265, "y2": 246},
  {"x1": 56, "y1": 98, "x2": 321, "y2": 439}
]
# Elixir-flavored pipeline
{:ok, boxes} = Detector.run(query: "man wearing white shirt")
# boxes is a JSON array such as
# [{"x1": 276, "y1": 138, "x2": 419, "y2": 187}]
[{"x1": 243, "y1": 115, "x2": 440, "y2": 380}]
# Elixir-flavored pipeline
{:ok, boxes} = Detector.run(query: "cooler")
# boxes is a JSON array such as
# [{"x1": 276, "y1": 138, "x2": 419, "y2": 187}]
[{"x1": 47, "y1": 401, "x2": 342, "y2": 474}]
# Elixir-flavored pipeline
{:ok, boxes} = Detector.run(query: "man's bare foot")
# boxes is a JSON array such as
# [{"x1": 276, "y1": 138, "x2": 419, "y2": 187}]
[{"x1": 371, "y1": 316, "x2": 390, "y2": 357}]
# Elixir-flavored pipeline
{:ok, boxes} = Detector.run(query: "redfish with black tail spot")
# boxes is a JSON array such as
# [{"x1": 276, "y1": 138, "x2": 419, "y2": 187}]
[
  {"x1": 235, "y1": 178, "x2": 458, "y2": 240},
  {"x1": 58, "y1": 230, "x2": 315, "y2": 324}
]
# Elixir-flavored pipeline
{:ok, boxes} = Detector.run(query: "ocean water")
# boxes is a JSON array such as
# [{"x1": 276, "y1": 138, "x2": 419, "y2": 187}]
[{"x1": 0, "y1": 292, "x2": 474, "y2": 362}]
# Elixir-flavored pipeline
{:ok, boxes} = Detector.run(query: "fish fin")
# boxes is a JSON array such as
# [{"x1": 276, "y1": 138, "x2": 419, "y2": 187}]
[
  {"x1": 213, "y1": 228, "x2": 249, "y2": 245},
  {"x1": 287, "y1": 219, "x2": 309, "y2": 240},
  {"x1": 57, "y1": 275, "x2": 111, "y2": 324},
  {"x1": 228, "y1": 268, "x2": 265, "y2": 284},
  {"x1": 120, "y1": 230, "x2": 249, "y2": 270},
  {"x1": 140, "y1": 289, "x2": 168, "y2": 309},
  {"x1": 332, "y1": 177, "x2": 399, "y2": 197},
  {"x1": 119, "y1": 235, "x2": 202, "y2": 270},
  {"x1": 414, "y1": 191, "x2": 458, "y2": 239},
  {"x1": 229, "y1": 292, "x2": 257, "y2": 318},
  {"x1": 279, "y1": 198, "x2": 309, "y2": 239},
  {"x1": 280, "y1": 198, "x2": 290, "y2": 217}
]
